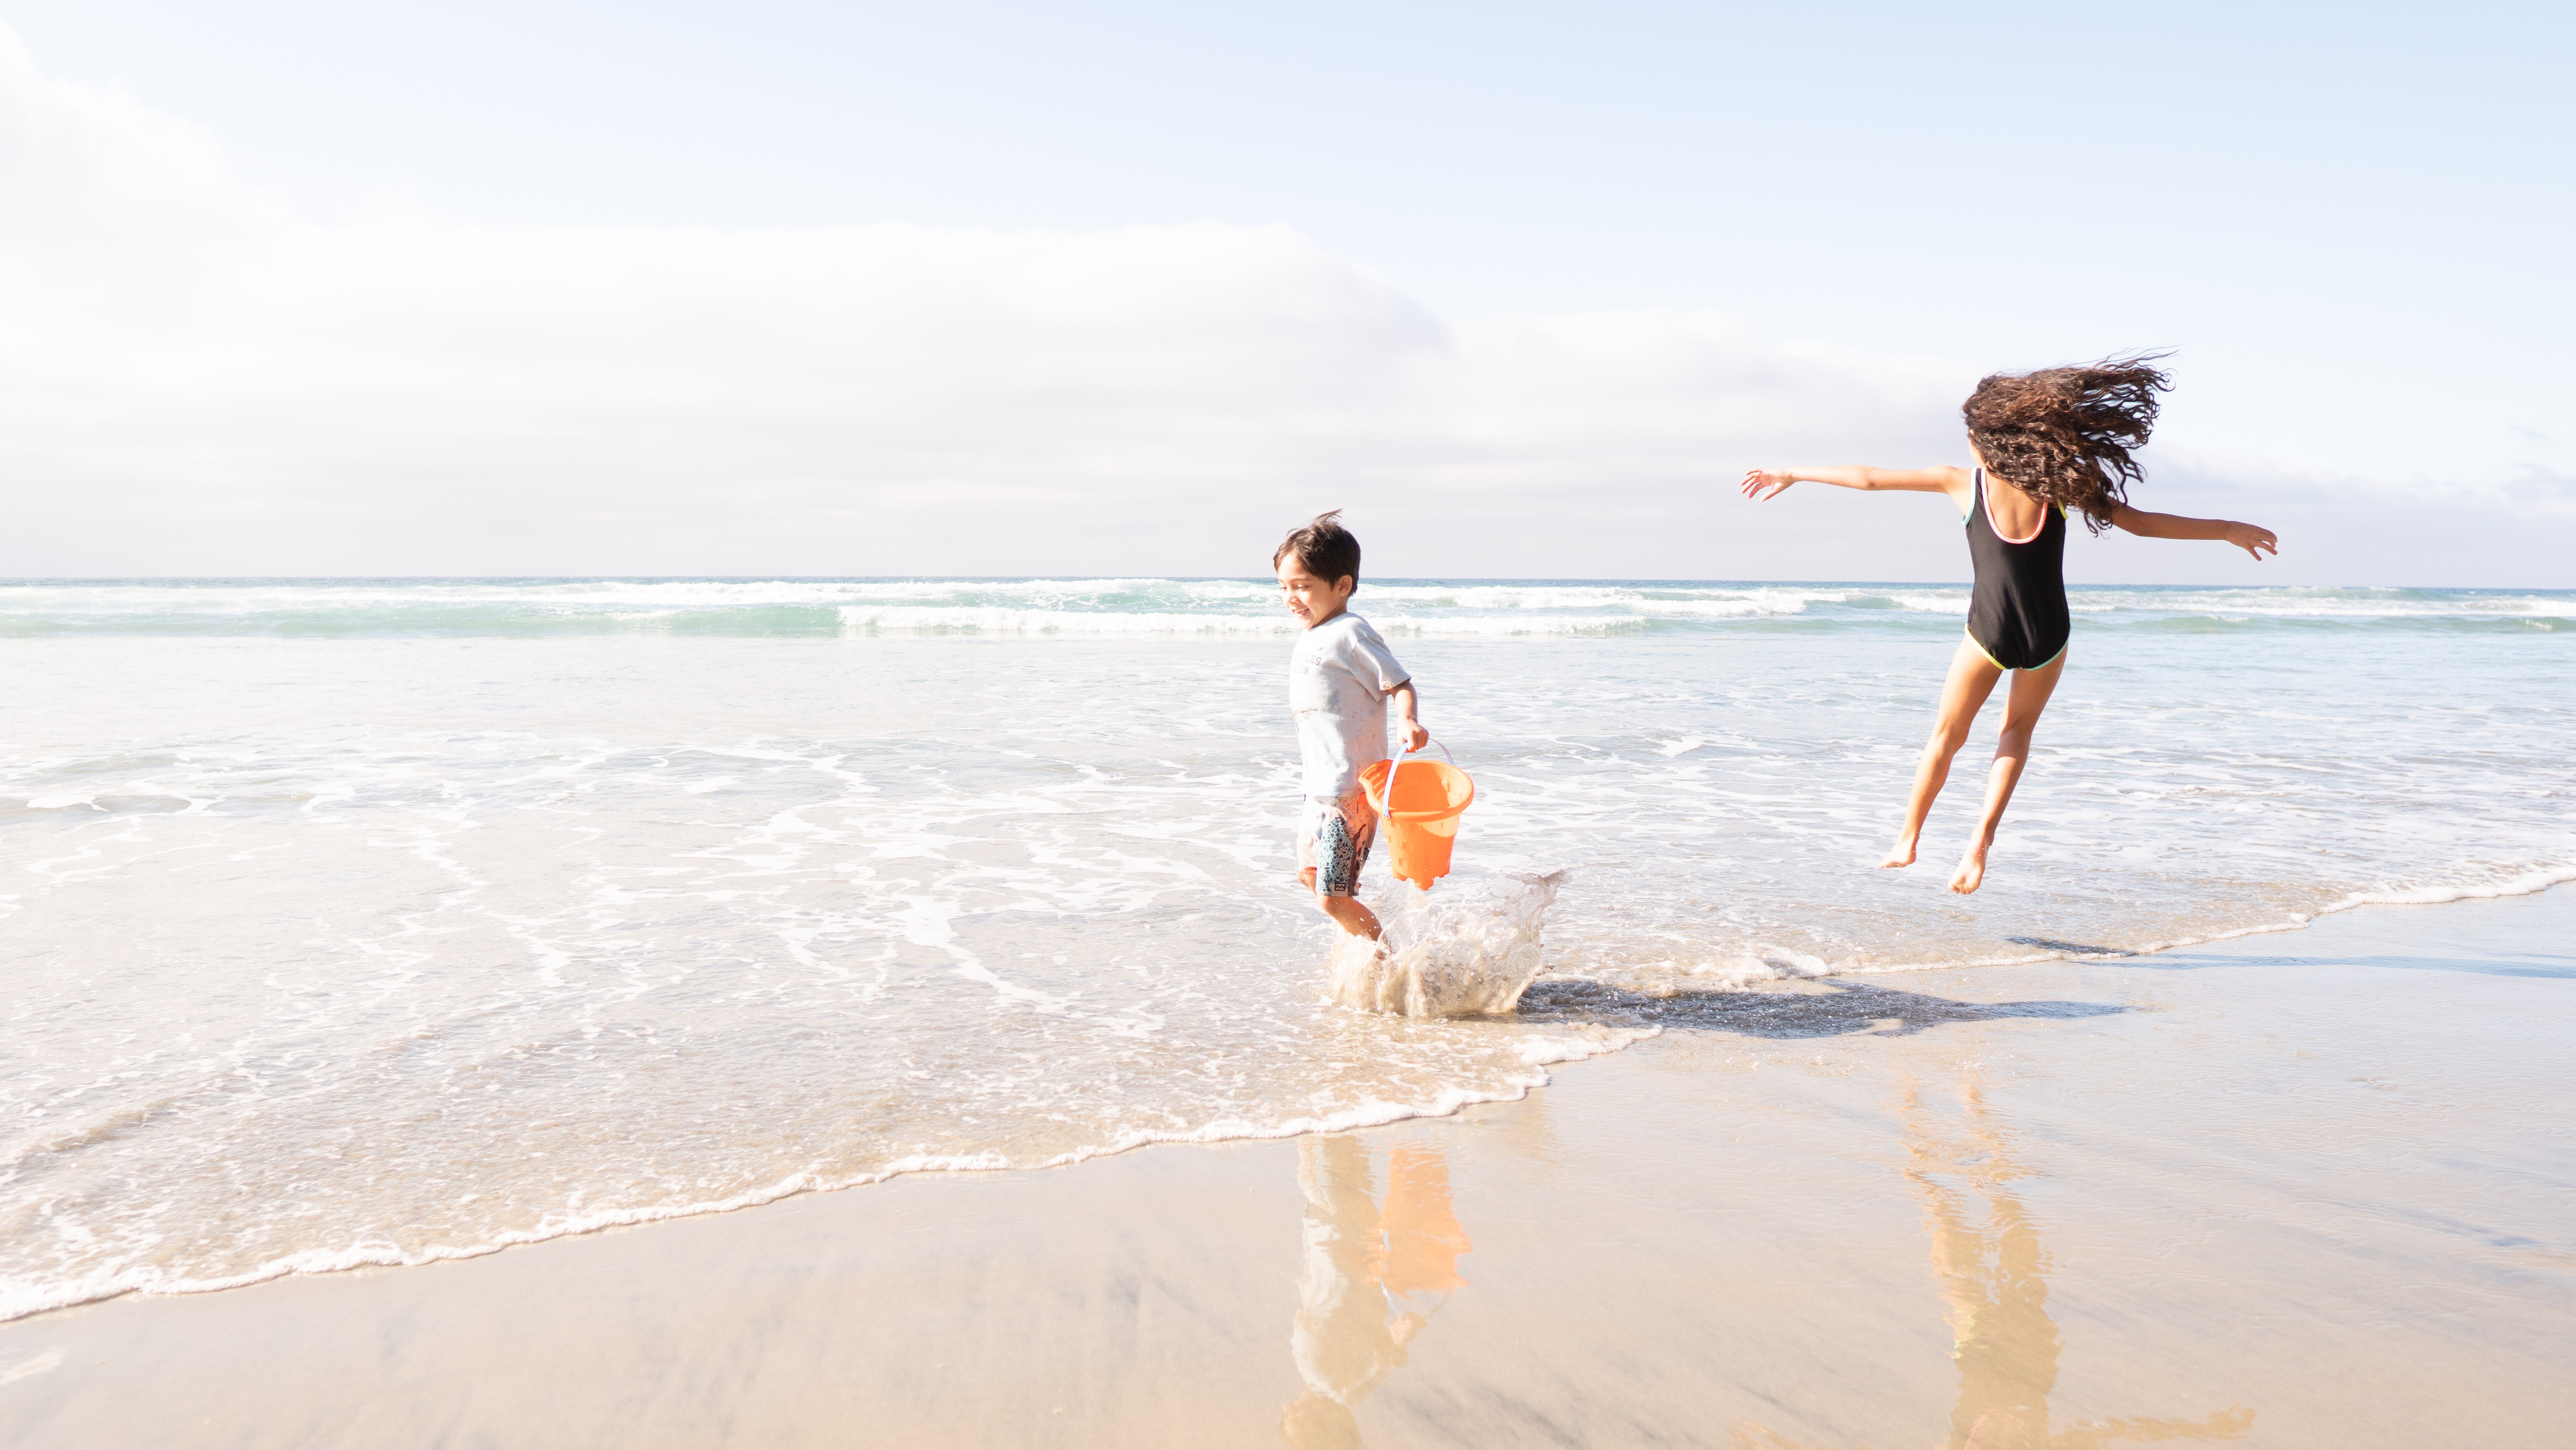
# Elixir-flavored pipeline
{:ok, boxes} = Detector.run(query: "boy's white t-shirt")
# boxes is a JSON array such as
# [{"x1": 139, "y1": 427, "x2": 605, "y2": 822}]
[{"x1": 1290, "y1": 611, "x2": 1410, "y2": 800}]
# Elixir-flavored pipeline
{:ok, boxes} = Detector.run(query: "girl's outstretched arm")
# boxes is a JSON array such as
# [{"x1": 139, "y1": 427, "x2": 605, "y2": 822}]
[
  {"x1": 2107, "y1": 504, "x2": 2280, "y2": 561},
  {"x1": 1741, "y1": 466, "x2": 1970, "y2": 506}
]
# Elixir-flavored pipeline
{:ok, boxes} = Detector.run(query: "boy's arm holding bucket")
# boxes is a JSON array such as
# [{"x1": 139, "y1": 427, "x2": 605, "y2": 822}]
[{"x1": 1389, "y1": 682, "x2": 1428, "y2": 754}]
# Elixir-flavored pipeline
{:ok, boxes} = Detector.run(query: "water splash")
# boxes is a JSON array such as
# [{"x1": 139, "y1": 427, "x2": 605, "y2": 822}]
[{"x1": 1328, "y1": 872, "x2": 1567, "y2": 1018}]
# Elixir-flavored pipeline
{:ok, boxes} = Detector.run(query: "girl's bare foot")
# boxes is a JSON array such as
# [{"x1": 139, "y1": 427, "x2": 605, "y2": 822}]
[
  {"x1": 1881, "y1": 838, "x2": 1917, "y2": 868},
  {"x1": 1948, "y1": 840, "x2": 1990, "y2": 894}
]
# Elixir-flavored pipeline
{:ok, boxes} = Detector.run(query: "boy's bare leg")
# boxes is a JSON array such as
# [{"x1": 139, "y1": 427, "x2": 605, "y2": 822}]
[
  {"x1": 1300, "y1": 868, "x2": 1382, "y2": 941},
  {"x1": 1950, "y1": 649, "x2": 2067, "y2": 895},
  {"x1": 1887, "y1": 636, "x2": 2005, "y2": 868},
  {"x1": 1320, "y1": 893, "x2": 1383, "y2": 940}
]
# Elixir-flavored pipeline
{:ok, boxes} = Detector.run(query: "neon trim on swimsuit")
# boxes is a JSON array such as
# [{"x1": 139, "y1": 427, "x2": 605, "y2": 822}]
[
  {"x1": 1963, "y1": 624, "x2": 2007, "y2": 670},
  {"x1": 1963, "y1": 624, "x2": 2067, "y2": 673},
  {"x1": 1980, "y1": 469, "x2": 2047, "y2": 545}
]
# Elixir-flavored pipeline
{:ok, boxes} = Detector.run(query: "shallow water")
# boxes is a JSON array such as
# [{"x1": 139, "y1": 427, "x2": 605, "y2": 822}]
[{"x1": 1, "y1": 579, "x2": 2569, "y2": 1320}]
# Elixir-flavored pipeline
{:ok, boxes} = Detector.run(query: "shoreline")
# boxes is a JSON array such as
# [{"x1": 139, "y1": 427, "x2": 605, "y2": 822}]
[
  {"x1": 5, "y1": 885, "x2": 2570, "y2": 1447},
  {"x1": 8, "y1": 869, "x2": 2570, "y2": 1329}
]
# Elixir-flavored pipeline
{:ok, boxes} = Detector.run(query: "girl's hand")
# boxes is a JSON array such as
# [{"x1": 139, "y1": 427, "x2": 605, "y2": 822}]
[
  {"x1": 1740, "y1": 468, "x2": 1796, "y2": 501},
  {"x1": 2224, "y1": 522, "x2": 2280, "y2": 561},
  {"x1": 1400, "y1": 720, "x2": 1430, "y2": 753}
]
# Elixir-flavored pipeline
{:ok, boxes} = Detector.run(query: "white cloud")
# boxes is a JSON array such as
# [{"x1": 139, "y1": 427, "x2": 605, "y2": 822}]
[{"x1": 1, "y1": 27, "x2": 2566, "y2": 585}]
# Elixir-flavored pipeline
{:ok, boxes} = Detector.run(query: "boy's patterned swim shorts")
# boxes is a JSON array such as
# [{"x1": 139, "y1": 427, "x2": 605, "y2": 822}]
[{"x1": 1297, "y1": 791, "x2": 1378, "y2": 898}]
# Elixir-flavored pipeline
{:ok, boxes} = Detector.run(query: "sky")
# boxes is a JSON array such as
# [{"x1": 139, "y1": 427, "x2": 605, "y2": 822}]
[{"x1": 0, "y1": 1, "x2": 2569, "y2": 583}]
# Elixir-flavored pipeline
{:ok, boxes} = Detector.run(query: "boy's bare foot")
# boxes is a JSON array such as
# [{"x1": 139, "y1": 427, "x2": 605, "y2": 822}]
[
  {"x1": 1949, "y1": 841, "x2": 1990, "y2": 894},
  {"x1": 1881, "y1": 838, "x2": 1917, "y2": 868}
]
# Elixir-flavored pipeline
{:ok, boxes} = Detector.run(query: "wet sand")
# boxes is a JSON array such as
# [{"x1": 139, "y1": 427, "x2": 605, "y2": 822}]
[{"x1": 3, "y1": 888, "x2": 2570, "y2": 1448}]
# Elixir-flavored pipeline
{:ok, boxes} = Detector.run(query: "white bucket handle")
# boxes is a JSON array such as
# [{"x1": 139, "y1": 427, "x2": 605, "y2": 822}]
[{"x1": 1366, "y1": 736, "x2": 1453, "y2": 818}]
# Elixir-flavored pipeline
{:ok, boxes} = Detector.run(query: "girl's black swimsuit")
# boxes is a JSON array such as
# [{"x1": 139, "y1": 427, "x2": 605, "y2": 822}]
[{"x1": 1964, "y1": 466, "x2": 2072, "y2": 671}]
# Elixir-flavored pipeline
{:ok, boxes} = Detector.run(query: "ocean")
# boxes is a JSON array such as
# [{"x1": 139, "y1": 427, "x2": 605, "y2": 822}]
[{"x1": 3, "y1": 576, "x2": 2569, "y2": 1322}]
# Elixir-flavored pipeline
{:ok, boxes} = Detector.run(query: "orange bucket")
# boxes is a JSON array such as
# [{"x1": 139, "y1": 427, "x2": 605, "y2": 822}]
[{"x1": 1360, "y1": 746, "x2": 1475, "y2": 891}]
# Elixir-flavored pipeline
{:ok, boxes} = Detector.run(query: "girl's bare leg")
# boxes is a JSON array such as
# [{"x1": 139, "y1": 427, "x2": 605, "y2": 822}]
[
  {"x1": 1886, "y1": 636, "x2": 2005, "y2": 867},
  {"x1": 1950, "y1": 649, "x2": 2068, "y2": 894}
]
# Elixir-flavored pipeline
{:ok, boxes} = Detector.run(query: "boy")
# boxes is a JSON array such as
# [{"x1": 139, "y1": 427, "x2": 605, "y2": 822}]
[{"x1": 1275, "y1": 511, "x2": 1428, "y2": 940}]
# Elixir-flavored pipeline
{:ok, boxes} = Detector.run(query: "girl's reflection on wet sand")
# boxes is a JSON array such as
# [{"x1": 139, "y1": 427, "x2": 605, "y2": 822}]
[{"x1": 1867, "y1": 1078, "x2": 2253, "y2": 1450}]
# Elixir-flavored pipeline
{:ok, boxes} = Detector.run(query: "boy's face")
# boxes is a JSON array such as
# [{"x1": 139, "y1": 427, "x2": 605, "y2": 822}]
[{"x1": 1276, "y1": 555, "x2": 1355, "y2": 629}]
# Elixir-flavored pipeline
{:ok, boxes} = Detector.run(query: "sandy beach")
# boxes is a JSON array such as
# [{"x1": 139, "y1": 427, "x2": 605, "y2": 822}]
[
  {"x1": 7, "y1": 2, "x2": 2573, "y2": 1443},
  {"x1": 3, "y1": 886, "x2": 2566, "y2": 1448}
]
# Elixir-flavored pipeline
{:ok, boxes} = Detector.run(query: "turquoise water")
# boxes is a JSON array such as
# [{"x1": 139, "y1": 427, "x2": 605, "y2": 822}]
[
  {"x1": 0, "y1": 576, "x2": 2566, "y2": 637},
  {"x1": 1, "y1": 579, "x2": 2569, "y2": 1321}
]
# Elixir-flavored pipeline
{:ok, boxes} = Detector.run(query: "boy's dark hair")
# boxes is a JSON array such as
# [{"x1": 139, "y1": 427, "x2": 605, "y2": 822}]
[
  {"x1": 1963, "y1": 354, "x2": 2171, "y2": 534},
  {"x1": 1273, "y1": 510, "x2": 1361, "y2": 585}
]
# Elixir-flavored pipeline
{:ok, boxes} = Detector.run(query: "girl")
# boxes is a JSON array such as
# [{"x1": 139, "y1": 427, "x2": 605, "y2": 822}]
[{"x1": 1741, "y1": 356, "x2": 2278, "y2": 894}]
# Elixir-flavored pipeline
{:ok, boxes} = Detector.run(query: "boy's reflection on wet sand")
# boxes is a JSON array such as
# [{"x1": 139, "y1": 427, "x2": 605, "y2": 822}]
[{"x1": 1279, "y1": 1137, "x2": 1472, "y2": 1449}]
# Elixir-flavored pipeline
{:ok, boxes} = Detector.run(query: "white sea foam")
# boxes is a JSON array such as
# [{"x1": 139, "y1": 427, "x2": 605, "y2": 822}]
[
  {"x1": 2062, "y1": 585, "x2": 2576, "y2": 620},
  {"x1": 838, "y1": 605, "x2": 1297, "y2": 636},
  {"x1": 832, "y1": 606, "x2": 1646, "y2": 636},
  {"x1": 1883, "y1": 589, "x2": 1973, "y2": 614},
  {"x1": 2322, "y1": 863, "x2": 2576, "y2": 912},
  {"x1": 2, "y1": 577, "x2": 2566, "y2": 636}
]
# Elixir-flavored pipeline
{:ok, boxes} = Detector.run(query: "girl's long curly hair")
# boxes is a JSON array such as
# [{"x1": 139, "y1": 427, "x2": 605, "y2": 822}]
[{"x1": 1963, "y1": 354, "x2": 2171, "y2": 534}]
